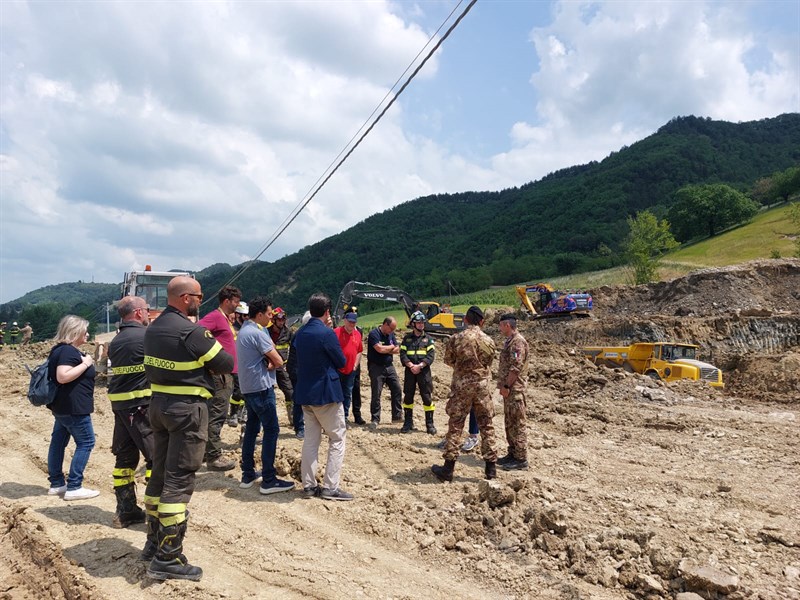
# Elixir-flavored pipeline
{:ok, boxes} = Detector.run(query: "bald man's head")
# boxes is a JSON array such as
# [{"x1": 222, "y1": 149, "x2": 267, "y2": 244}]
[{"x1": 168, "y1": 276, "x2": 202, "y2": 317}]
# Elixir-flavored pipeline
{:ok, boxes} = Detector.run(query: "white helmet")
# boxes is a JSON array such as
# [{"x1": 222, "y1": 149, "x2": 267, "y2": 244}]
[
  {"x1": 235, "y1": 302, "x2": 249, "y2": 315},
  {"x1": 12, "y1": 322, "x2": 17, "y2": 326}
]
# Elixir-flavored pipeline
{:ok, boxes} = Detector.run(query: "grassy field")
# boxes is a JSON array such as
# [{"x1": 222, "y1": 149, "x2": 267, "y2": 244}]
[{"x1": 353, "y1": 203, "x2": 797, "y2": 325}]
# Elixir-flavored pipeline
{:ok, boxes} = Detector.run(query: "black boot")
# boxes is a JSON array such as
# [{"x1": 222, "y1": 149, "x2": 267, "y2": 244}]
[
  {"x1": 400, "y1": 408, "x2": 414, "y2": 433},
  {"x1": 425, "y1": 411, "x2": 437, "y2": 435},
  {"x1": 112, "y1": 483, "x2": 145, "y2": 529},
  {"x1": 485, "y1": 461, "x2": 497, "y2": 480},
  {"x1": 139, "y1": 512, "x2": 159, "y2": 562},
  {"x1": 431, "y1": 459, "x2": 456, "y2": 482},
  {"x1": 147, "y1": 519, "x2": 203, "y2": 581}
]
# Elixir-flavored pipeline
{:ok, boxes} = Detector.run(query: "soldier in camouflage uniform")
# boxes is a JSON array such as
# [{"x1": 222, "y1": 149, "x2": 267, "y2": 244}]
[
  {"x1": 496, "y1": 314, "x2": 530, "y2": 470},
  {"x1": 431, "y1": 306, "x2": 497, "y2": 482}
]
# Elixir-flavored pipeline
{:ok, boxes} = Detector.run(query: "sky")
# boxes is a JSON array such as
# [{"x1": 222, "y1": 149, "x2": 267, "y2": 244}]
[{"x1": 1, "y1": 0, "x2": 798, "y2": 304}]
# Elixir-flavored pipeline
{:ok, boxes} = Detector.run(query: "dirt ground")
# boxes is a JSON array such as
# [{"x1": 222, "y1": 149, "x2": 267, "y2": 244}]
[{"x1": 1, "y1": 259, "x2": 798, "y2": 600}]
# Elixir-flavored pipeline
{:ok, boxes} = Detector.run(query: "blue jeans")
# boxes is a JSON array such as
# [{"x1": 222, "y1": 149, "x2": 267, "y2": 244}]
[
  {"x1": 242, "y1": 388, "x2": 280, "y2": 484},
  {"x1": 468, "y1": 408, "x2": 479, "y2": 436},
  {"x1": 293, "y1": 401, "x2": 305, "y2": 434},
  {"x1": 339, "y1": 371, "x2": 357, "y2": 419},
  {"x1": 48, "y1": 414, "x2": 96, "y2": 491}
]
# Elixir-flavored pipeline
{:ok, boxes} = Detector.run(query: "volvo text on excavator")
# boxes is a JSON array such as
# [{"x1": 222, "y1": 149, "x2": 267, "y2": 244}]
[{"x1": 333, "y1": 281, "x2": 465, "y2": 336}]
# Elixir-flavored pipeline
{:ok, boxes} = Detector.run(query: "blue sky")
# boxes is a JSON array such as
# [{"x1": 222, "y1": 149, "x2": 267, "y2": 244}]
[{"x1": 1, "y1": 0, "x2": 798, "y2": 303}]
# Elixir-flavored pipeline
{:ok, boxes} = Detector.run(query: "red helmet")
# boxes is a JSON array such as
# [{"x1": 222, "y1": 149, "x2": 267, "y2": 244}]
[{"x1": 273, "y1": 307, "x2": 286, "y2": 319}]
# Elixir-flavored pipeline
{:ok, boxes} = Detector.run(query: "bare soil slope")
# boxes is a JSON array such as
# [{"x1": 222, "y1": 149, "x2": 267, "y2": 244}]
[{"x1": 1, "y1": 259, "x2": 798, "y2": 600}]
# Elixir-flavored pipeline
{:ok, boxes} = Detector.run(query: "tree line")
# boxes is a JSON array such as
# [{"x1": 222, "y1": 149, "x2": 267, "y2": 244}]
[{"x1": 4, "y1": 114, "x2": 799, "y2": 322}]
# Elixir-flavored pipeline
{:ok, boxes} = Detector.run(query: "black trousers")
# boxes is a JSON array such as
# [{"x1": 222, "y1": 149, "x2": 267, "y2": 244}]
[
  {"x1": 368, "y1": 363, "x2": 402, "y2": 422},
  {"x1": 402, "y1": 367, "x2": 433, "y2": 409},
  {"x1": 145, "y1": 394, "x2": 208, "y2": 506},
  {"x1": 351, "y1": 363, "x2": 362, "y2": 419},
  {"x1": 275, "y1": 367, "x2": 294, "y2": 403},
  {"x1": 204, "y1": 373, "x2": 232, "y2": 461},
  {"x1": 112, "y1": 405, "x2": 154, "y2": 473}
]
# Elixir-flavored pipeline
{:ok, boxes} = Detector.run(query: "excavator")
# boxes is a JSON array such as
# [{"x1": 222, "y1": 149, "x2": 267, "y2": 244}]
[
  {"x1": 516, "y1": 283, "x2": 593, "y2": 320},
  {"x1": 333, "y1": 281, "x2": 465, "y2": 336}
]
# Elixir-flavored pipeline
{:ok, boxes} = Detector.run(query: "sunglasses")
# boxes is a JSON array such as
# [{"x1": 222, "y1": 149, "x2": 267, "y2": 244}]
[{"x1": 182, "y1": 292, "x2": 204, "y2": 300}]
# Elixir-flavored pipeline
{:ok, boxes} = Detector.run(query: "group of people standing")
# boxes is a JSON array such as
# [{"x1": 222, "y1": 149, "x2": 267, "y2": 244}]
[
  {"x1": 0, "y1": 321, "x2": 33, "y2": 348},
  {"x1": 42, "y1": 275, "x2": 531, "y2": 583}
]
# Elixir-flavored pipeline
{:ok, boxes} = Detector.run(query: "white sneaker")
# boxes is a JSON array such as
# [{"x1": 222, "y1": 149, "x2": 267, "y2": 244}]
[
  {"x1": 47, "y1": 485, "x2": 67, "y2": 496},
  {"x1": 461, "y1": 436, "x2": 479, "y2": 452},
  {"x1": 64, "y1": 487, "x2": 100, "y2": 501}
]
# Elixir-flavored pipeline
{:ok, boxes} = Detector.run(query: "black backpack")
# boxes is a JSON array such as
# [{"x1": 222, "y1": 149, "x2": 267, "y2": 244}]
[{"x1": 26, "y1": 356, "x2": 58, "y2": 407}]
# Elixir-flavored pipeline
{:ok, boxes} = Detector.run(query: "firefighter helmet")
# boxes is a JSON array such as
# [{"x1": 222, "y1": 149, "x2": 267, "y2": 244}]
[{"x1": 409, "y1": 311, "x2": 426, "y2": 324}]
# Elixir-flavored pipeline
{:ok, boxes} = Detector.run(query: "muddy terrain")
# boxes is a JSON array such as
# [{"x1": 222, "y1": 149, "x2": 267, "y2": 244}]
[{"x1": 1, "y1": 259, "x2": 798, "y2": 600}]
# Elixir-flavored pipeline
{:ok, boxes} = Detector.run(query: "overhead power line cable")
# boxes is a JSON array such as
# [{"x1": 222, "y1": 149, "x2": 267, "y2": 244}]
[{"x1": 206, "y1": 0, "x2": 478, "y2": 304}]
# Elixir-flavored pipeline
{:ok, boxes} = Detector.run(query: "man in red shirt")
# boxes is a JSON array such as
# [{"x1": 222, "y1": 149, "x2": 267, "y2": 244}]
[
  {"x1": 334, "y1": 312, "x2": 363, "y2": 424},
  {"x1": 198, "y1": 286, "x2": 241, "y2": 471}
]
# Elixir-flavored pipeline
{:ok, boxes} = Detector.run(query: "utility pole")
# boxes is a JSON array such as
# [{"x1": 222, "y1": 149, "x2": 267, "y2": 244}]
[{"x1": 106, "y1": 303, "x2": 110, "y2": 333}]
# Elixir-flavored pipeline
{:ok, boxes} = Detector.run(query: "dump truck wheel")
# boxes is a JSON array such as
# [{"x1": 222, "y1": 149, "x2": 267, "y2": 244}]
[{"x1": 646, "y1": 371, "x2": 661, "y2": 382}]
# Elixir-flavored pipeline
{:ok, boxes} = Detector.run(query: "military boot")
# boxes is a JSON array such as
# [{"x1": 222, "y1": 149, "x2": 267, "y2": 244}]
[
  {"x1": 139, "y1": 513, "x2": 159, "y2": 562},
  {"x1": 431, "y1": 459, "x2": 456, "y2": 482},
  {"x1": 112, "y1": 483, "x2": 145, "y2": 529},
  {"x1": 425, "y1": 411, "x2": 437, "y2": 435},
  {"x1": 485, "y1": 461, "x2": 497, "y2": 480},
  {"x1": 400, "y1": 408, "x2": 414, "y2": 433},
  {"x1": 147, "y1": 520, "x2": 203, "y2": 581}
]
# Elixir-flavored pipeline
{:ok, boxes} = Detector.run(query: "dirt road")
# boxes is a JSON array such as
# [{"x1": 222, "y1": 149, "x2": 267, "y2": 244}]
[{"x1": 1, "y1": 260, "x2": 798, "y2": 599}]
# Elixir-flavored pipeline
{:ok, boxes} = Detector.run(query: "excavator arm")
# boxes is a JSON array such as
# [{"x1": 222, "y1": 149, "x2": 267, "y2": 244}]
[
  {"x1": 334, "y1": 281, "x2": 417, "y2": 326},
  {"x1": 333, "y1": 280, "x2": 465, "y2": 336}
]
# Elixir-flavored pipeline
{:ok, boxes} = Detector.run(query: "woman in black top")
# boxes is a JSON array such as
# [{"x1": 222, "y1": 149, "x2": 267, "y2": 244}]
[{"x1": 46, "y1": 315, "x2": 99, "y2": 501}]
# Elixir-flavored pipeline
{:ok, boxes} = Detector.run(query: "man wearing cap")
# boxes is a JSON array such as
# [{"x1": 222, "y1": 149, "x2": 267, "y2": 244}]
[
  {"x1": 367, "y1": 316, "x2": 403, "y2": 428},
  {"x1": 431, "y1": 306, "x2": 497, "y2": 482},
  {"x1": 198, "y1": 286, "x2": 241, "y2": 471},
  {"x1": 267, "y1": 307, "x2": 297, "y2": 433},
  {"x1": 334, "y1": 311, "x2": 363, "y2": 423},
  {"x1": 497, "y1": 314, "x2": 530, "y2": 471}
]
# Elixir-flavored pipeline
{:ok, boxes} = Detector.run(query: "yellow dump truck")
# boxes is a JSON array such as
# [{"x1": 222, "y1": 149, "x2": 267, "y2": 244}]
[{"x1": 581, "y1": 342, "x2": 724, "y2": 388}]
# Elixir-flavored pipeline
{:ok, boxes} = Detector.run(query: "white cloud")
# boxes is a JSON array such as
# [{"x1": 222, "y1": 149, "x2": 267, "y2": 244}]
[
  {"x1": 488, "y1": 1, "x2": 799, "y2": 185},
  {"x1": 0, "y1": 0, "x2": 797, "y2": 303}
]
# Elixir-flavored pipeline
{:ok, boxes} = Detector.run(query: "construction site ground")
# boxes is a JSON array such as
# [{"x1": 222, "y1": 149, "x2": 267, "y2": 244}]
[{"x1": 0, "y1": 259, "x2": 798, "y2": 600}]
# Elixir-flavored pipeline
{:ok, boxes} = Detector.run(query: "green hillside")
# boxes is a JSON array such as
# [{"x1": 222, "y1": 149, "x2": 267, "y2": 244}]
[
  {"x1": 4, "y1": 114, "x2": 799, "y2": 333},
  {"x1": 514, "y1": 202, "x2": 796, "y2": 293},
  {"x1": 196, "y1": 113, "x2": 800, "y2": 313}
]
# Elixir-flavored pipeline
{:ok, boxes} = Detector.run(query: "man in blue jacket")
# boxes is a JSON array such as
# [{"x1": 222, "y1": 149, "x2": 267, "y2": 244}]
[{"x1": 293, "y1": 293, "x2": 353, "y2": 501}]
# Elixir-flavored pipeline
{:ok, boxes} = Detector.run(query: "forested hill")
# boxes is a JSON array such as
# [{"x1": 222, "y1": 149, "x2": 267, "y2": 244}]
[
  {"x1": 197, "y1": 113, "x2": 800, "y2": 312},
  {"x1": 4, "y1": 113, "x2": 799, "y2": 321}
]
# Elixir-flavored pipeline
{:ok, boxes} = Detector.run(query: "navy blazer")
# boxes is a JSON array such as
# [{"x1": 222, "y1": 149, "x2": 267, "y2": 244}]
[{"x1": 293, "y1": 318, "x2": 346, "y2": 406}]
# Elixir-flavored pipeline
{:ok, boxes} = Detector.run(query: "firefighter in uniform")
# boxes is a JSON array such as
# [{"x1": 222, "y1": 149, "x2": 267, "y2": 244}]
[
  {"x1": 268, "y1": 307, "x2": 299, "y2": 433},
  {"x1": 107, "y1": 296, "x2": 154, "y2": 529},
  {"x1": 7, "y1": 322, "x2": 20, "y2": 349},
  {"x1": 399, "y1": 311, "x2": 437, "y2": 434},
  {"x1": 142, "y1": 276, "x2": 234, "y2": 581},
  {"x1": 431, "y1": 306, "x2": 497, "y2": 482}
]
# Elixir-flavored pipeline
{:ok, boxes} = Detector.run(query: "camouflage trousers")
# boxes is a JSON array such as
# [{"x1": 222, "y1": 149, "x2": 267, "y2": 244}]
[
  {"x1": 442, "y1": 380, "x2": 496, "y2": 462},
  {"x1": 503, "y1": 389, "x2": 527, "y2": 460}
]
